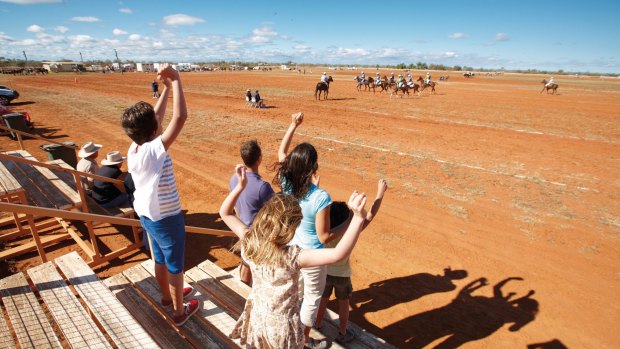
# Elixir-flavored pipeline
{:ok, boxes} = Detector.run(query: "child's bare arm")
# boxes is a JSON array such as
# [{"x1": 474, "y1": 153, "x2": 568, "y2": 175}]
[
  {"x1": 299, "y1": 191, "x2": 367, "y2": 268},
  {"x1": 159, "y1": 65, "x2": 187, "y2": 150},
  {"x1": 277, "y1": 112, "x2": 303, "y2": 162},
  {"x1": 364, "y1": 179, "x2": 388, "y2": 228},
  {"x1": 153, "y1": 76, "x2": 171, "y2": 134},
  {"x1": 219, "y1": 165, "x2": 249, "y2": 240}
]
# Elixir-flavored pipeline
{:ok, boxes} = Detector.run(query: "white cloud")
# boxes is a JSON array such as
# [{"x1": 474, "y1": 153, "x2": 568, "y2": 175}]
[
  {"x1": 444, "y1": 51, "x2": 458, "y2": 58},
  {"x1": 54, "y1": 25, "x2": 69, "y2": 33},
  {"x1": 163, "y1": 14, "x2": 205, "y2": 26},
  {"x1": 252, "y1": 27, "x2": 277, "y2": 37},
  {"x1": 119, "y1": 7, "x2": 132, "y2": 14},
  {"x1": 113, "y1": 28, "x2": 128, "y2": 36},
  {"x1": 0, "y1": 0, "x2": 61, "y2": 3},
  {"x1": 294, "y1": 44, "x2": 311, "y2": 53},
  {"x1": 493, "y1": 32, "x2": 510, "y2": 42},
  {"x1": 71, "y1": 16, "x2": 100, "y2": 22},
  {"x1": 27, "y1": 24, "x2": 45, "y2": 33},
  {"x1": 0, "y1": 32, "x2": 14, "y2": 41},
  {"x1": 153, "y1": 41, "x2": 163, "y2": 48},
  {"x1": 128, "y1": 34, "x2": 141, "y2": 41},
  {"x1": 448, "y1": 32, "x2": 467, "y2": 39},
  {"x1": 250, "y1": 36, "x2": 270, "y2": 43},
  {"x1": 70, "y1": 34, "x2": 93, "y2": 43}
]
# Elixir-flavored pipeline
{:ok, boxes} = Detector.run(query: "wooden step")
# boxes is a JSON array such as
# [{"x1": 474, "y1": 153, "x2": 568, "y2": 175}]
[
  {"x1": 104, "y1": 274, "x2": 194, "y2": 349},
  {"x1": 0, "y1": 302, "x2": 16, "y2": 349},
  {"x1": 27, "y1": 262, "x2": 111, "y2": 349},
  {"x1": 198, "y1": 260, "x2": 397, "y2": 349},
  {"x1": 55, "y1": 251, "x2": 160, "y2": 348},
  {"x1": 0, "y1": 272, "x2": 63, "y2": 349},
  {"x1": 122, "y1": 263, "x2": 223, "y2": 349}
]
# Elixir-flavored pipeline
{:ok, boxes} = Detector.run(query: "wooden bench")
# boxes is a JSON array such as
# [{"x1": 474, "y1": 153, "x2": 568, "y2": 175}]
[{"x1": 0, "y1": 251, "x2": 167, "y2": 349}]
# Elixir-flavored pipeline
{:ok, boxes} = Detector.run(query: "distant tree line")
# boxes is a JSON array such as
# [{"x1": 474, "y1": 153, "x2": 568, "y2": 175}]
[{"x1": 1, "y1": 56, "x2": 617, "y2": 77}]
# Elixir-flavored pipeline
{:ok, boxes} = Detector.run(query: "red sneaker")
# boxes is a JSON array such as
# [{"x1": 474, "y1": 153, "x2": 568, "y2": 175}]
[
  {"x1": 173, "y1": 299, "x2": 200, "y2": 326},
  {"x1": 161, "y1": 286, "x2": 195, "y2": 307}
]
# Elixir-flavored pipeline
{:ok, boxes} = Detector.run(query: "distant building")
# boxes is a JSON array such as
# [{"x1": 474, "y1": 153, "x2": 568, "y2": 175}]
[
  {"x1": 42, "y1": 61, "x2": 84, "y2": 72},
  {"x1": 136, "y1": 63, "x2": 155, "y2": 72}
]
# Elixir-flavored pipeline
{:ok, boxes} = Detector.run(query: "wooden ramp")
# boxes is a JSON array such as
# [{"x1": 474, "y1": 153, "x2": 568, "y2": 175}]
[{"x1": 0, "y1": 251, "x2": 396, "y2": 349}]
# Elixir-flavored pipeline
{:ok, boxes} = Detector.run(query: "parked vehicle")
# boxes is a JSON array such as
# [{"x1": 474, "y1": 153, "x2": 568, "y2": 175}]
[{"x1": 0, "y1": 85, "x2": 19, "y2": 106}]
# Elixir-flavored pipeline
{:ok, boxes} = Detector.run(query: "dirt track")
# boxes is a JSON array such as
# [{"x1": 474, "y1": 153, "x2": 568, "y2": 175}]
[{"x1": 1, "y1": 70, "x2": 619, "y2": 348}]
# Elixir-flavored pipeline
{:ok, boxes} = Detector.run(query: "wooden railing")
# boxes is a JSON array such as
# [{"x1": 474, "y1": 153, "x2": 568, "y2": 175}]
[
  {"x1": 0, "y1": 123, "x2": 79, "y2": 155},
  {"x1": 0, "y1": 201, "x2": 234, "y2": 237}
]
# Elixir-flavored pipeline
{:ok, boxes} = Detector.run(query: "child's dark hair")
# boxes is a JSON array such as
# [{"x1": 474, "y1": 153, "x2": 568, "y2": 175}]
[
  {"x1": 121, "y1": 101, "x2": 158, "y2": 145},
  {"x1": 272, "y1": 142, "x2": 318, "y2": 199},
  {"x1": 240, "y1": 140, "x2": 261, "y2": 167},
  {"x1": 330, "y1": 201, "x2": 351, "y2": 229}
]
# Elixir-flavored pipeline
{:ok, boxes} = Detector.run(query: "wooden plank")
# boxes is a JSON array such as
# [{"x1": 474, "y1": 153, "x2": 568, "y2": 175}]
[
  {"x1": 104, "y1": 274, "x2": 194, "y2": 349},
  {"x1": 34, "y1": 164, "x2": 81, "y2": 207},
  {"x1": 0, "y1": 160, "x2": 22, "y2": 193},
  {"x1": 0, "y1": 155, "x2": 55, "y2": 208},
  {"x1": 27, "y1": 262, "x2": 111, "y2": 349},
  {"x1": 0, "y1": 301, "x2": 17, "y2": 349},
  {"x1": 0, "y1": 272, "x2": 63, "y2": 349},
  {"x1": 0, "y1": 233, "x2": 70, "y2": 261},
  {"x1": 122, "y1": 263, "x2": 223, "y2": 349},
  {"x1": 141, "y1": 259, "x2": 241, "y2": 343},
  {"x1": 47, "y1": 160, "x2": 78, "y2": 191},
  {"x1": 55, "y1": 251, "x2": 160, "y2": 349}
]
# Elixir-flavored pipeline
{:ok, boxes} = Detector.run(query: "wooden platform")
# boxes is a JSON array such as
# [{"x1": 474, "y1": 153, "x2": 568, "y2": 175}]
[{"x1": 0, "y1": 251, "x2": 396, "y2": 349}]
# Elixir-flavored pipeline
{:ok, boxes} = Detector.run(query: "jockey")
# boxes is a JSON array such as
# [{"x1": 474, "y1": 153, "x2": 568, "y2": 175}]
[
  {"x1": 321, "y1": 72, "x2": 329, "y2": 84},
  {"x1": 390, "y1": 72, "x2": 395, "y2": 82},
  {"x1": 375, "y1": 72, "x2": 382, "y2": 85},
  {"x1": 406, "y1": 74, "x2": 414, "y2": 87},
  {"x1": 360, "y1": 71, "x2": 366, "y2": 83},
  {"x1": 397, "y1": 74, "x2": 404, "y2": 88},
  {"x1": 425, "y1": 72, "x2": 431, "y2": 85},
  {"x1": 546, "y1": 77, "x2": 555, "y2": 87},
  {"x1": 406, "y1": 71, "x2": 412, "y2": 80}
]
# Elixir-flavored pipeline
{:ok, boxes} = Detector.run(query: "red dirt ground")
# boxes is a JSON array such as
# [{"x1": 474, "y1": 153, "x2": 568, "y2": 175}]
[{"x1": 1, "y1": 70, "x2": 618, "y2": 348}]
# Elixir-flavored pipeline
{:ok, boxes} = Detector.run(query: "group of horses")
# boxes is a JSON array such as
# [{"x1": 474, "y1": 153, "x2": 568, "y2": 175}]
[
  {"x1": 354, "y1": 75, "x2": 437, "y2": 98},
  {"x1": 0, "y1": 67, "x2": 48, "y2": 75}
]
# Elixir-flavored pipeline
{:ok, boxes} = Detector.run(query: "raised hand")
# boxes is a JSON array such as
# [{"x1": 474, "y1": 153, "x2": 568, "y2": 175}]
[
  {"x1": 291, "y1": 112, "x2": 303, "y2": 126},
  {"x1": 235, "y1": 164, "x2": 247, "y2": 189},
  {"x1": 347, "y1": 191, "x2": 367, "y2": 217},
  {"x1": 376, "y1": 179, "x2": 388, "y2": 199}
]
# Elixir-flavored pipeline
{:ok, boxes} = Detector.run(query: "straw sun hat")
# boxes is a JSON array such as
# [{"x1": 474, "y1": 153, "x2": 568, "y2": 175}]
[
  {"x1": 78, "y1": 141, "x2": 102, "y2": 158},
  {"x1": 101, "y1": 151, "x2": 126, "y2": 166}
]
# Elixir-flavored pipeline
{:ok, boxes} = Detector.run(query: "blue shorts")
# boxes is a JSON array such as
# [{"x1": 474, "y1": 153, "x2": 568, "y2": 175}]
[{"x1": 140, "y1": 213, "x2": 186, "y2": 274}]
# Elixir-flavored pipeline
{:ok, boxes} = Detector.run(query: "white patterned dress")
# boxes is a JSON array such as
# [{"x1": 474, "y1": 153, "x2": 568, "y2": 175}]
[{"x1": 230, "y1": 245, "x2": 305, "y2": 348}]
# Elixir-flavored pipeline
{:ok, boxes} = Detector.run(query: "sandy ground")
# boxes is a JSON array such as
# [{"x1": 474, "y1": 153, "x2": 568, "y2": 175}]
[{"x1": 0, "y1": 70, "x2": 618, "y2": 348}]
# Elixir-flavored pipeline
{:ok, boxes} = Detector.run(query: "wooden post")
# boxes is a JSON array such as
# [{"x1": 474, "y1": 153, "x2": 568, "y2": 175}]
[
  {"x1": 16, "y1": 131, "x2": 24, "y2": 150},
  {"x1": 71, "y1": 171, "x2": 101, "y2": 262},
  {"x1": 26, "y1": 214, "x2": 47, "y2": 263}
]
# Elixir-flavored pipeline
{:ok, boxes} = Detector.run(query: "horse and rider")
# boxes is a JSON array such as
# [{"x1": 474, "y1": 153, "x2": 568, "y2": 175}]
[
  {"x1": 315, "y1": 72, "x2": 334, "y2": 99},
  {"x1": 354, "y1": 74, "x2": 375, "y2": 92},
  {"x1": 417, "y1": 74, "x2": 437, "y2": 94},
  {"x1": 541, "y1": 77, "x2": 558, "y2": 94}
]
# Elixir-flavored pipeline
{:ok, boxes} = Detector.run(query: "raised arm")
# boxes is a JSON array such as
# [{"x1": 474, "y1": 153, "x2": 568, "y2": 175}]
[
  {"x1": 299, "y1": 192, "x2": 367, "y2": 268},
  {"x1": 363, "y1": 179, "x2": 388, "y2": 228},
  {"x1": 153, "y1": 77, "x2": 171, "y2": 135},
  {"x1": 278, "y1": 112, "x2": 303, "y2": 162},
  {"x1": 158, "y1": 65, "x2": 188, "y2": 150},
  {"x1": 219, "y1": 164, "x2": 249, "y2": 240}
]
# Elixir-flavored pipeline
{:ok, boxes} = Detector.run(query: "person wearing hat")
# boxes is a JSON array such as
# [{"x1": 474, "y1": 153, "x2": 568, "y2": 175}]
[
  {"x1": 253, "y1": 89, "x2": 263, "y2": 108},
  {"x1": 245, "y1": 88, "x2": 252, "y2": 102},
  {"x1": 390, "y1": 71, "x2": 395, "y2": 83},
  {"x1": 152, "y1": 80, "x2": 159, "y2": 98},
  {"x1": 77, "y1": 141, "x2": 102, "y2": 194},
  {"x1": 360, "y1": 71, "x2": 366, "y2": 84},
  {"x1": 91, "y1": 151, "x2": 130, "y2": 208},
  {"x1": 397, "y1": 74, "x2": 405, "y2": 88},
  {"x1": 321, "y1": 72, "x2": 329, "y2": 84}
]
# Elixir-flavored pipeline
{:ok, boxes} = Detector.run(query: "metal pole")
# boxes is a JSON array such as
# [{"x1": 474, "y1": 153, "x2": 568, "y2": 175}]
[
  {"x1": 79, "y1": 52, "x2": 83, "y2": 62},
  {"x1": 114, "y1": 49, "x2": 122, "y2": 74}
]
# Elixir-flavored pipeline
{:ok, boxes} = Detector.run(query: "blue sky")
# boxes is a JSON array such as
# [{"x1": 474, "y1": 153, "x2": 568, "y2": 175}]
[{"x1": 1, "y1": 0, "x2": 618, "y2": 73}]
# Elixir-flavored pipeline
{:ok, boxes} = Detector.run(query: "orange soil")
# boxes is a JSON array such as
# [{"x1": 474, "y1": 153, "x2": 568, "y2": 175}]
[{"x1": 0, "y1": 70, "x2": 618, "y2": 348}]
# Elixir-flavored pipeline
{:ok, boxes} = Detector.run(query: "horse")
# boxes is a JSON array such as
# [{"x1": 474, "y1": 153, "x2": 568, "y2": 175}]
[
  {"x1": 372, "y1": 76, "x2": 390, "y2": 93},
  {"x1": 417, "y1": 76, "x2": 437, "y2": 94},
  {"x1": 354, "y1": 76, "x2": 375, "y2": 92},
  {"x1": 540, "y1": 79, "x2": 558, "y2": 94},
  {"x1": 463, "y1": 72, "x2": 474, "y2": 78},
  {"x1": 390, "y1": 82, "x2": 412, "y2": 98},
  {"x1": 315, "y1": 76, "x2": 334, "y2": 100}
]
